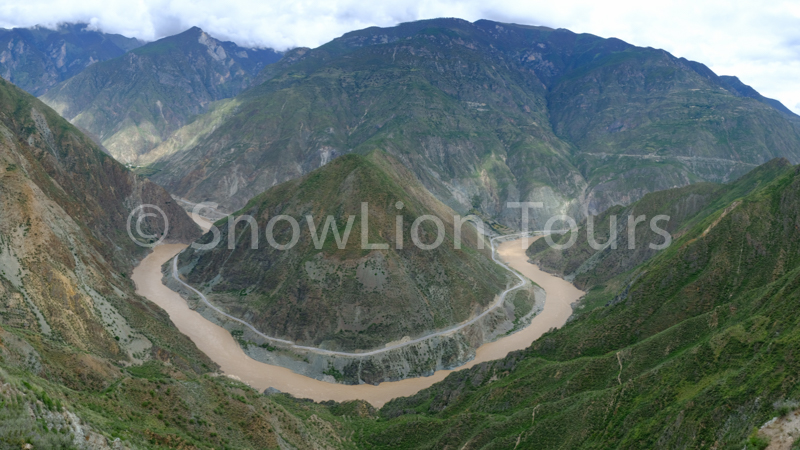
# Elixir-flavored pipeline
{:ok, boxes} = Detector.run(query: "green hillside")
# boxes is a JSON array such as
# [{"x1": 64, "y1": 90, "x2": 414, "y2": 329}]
[
  {"x1": 176, "y1": 151, "x2": 510, "y2": 353},
  {"x1": 334, "y1": 160, "x2": 800, "y2": 448},
  {"x1": 528, "y1": 157, "x2": 795, "y2": 292},
  {"x1": 149, "y1": 18, "x2": 800, "y2": 231}
]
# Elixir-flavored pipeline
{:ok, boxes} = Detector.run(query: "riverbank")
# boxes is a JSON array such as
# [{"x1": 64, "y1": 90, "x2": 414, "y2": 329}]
[{"x1": 131, "y1": 236, "x2": 583, "y2": 408}]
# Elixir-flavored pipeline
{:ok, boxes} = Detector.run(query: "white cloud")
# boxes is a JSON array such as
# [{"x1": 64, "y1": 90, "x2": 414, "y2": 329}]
[{"x1": 1, "y1": 0, "x2": 799, "y2": 113}]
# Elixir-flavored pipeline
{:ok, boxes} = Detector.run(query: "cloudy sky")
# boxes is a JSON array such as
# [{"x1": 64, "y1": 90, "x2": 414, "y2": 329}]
[{"x1": 2, "y1": 0, "x2": 799, "y2": 113}]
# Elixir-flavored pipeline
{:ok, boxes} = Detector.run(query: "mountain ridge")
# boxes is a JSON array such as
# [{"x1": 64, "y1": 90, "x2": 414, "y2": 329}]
[
  {"x1": 166, "y1": 150, "x2": 541, "y2": 383},
  {"x1": 40, "y1": 26, "x2": 282, "y2": 164},
  {"x1": 146, "y1": 18, "x2": 800, "y2": 232},
  {"x1": 0, "y1": 23, "x2": 142, "y2": 96}
]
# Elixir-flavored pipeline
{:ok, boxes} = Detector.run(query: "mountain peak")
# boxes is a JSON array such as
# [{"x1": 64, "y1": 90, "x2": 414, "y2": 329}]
[
  {"x1": 0, "y1": 22, "x2": 144, "y2": 95},
  {"x1": 40, "y1": 21, "x2": 282, "y2": 164},
  {"x1": 163, "y1": 25, "x2": 207, "y2": 41},
  {"x1": 173, "y1": 149, "x2": 512, "y2": 382}
]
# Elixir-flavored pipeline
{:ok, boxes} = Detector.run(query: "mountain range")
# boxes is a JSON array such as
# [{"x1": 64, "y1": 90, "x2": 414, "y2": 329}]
[
  {"x1": 0, "y1": 64, "x2": 354, "y2": 450},
  {"x1": 141, "y1": 18, "x2": 800, "y2": 232},
  {"x1": 0, "y1": 23, "x2": 142, "y2": 96},
  {"x1": 0, "y1": 16, "x2": 799, "y2": 449},
  {"x1": 13, "y1": 18, "x2": 799, "y2": 232},
  {"x1": 40, "y1": 26, "x2": 282, "y2": 164}
]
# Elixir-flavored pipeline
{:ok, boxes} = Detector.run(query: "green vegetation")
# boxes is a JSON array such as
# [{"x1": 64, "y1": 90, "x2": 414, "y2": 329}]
[
  {"x1": 0, "y1": 348, "x2": 353, "y2": 449},
  {"x1": 150, "y1": 18, "x2": 800, "y2": 231},
  {"x1": 529, "y1": 157, "x2": 794, "y2": 292},
  {"x1": 324, "y1": 365, "x2": 345, "y2": 382},
  {"x1": 332, "y1": 161, "x2": 800, "y2": 448},
  {"x1": 3, "y1": 18, "x2": 800, "y2": 449},
  {"x1": 178, "y1": 152, "x2": 509, "y2": 361}
]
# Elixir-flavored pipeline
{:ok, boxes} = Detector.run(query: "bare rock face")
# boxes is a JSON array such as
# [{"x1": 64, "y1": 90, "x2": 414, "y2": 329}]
[{"x1": 0, "y1": 77, "x2": 200, "y2": 361}]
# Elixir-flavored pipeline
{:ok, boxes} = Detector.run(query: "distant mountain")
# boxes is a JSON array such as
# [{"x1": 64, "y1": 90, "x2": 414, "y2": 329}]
[
  {"x1": 147, "y1": 18, "x2": 800, "y2": 231},
  {"x1": 174, "y1": 152, "x2": 515, "y2": 380},
  {"x1": 40, "y1": 27, "x2": 282, "y2": 164},
  {"x1": 0, "y1": 23, "x2": 142, "y2": 96}
]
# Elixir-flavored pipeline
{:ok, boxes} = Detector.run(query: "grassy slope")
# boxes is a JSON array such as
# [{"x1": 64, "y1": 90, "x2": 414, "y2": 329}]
[
  {"x1": 178, "y1": 151, "x2": 510, "y2": 351},
  {"x1": 0, "y1": 350, "x2": 354, "y2": 449},
  {"x1": 341, "y1": 161, "x2": 800, "y2": 449},
  {"x1": 528, "y1": 158, "x2": 794, "y2": 292},
  {"x1": 0, "y1": 76, "x2": 348, "y2": 449}
]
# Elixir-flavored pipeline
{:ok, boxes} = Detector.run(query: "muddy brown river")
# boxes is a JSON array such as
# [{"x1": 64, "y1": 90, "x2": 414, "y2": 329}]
[{"x1": 131, "y1": 236, "x2": 583, "y2": 408}]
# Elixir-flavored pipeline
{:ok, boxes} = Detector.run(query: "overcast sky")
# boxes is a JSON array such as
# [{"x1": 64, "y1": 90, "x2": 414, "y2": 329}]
[{"x1": 2, "y1": 0, "x2": 799, "y2": 114}]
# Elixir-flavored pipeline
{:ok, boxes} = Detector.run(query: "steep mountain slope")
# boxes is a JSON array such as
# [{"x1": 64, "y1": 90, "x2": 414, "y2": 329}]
[
  {"x1": 0, "y1": 73, "x2": 202, "y2": 363},
  {"x1": 528, "y1": 157, "x2": 794, "y2": 291},
  {"x1": 0, "y1": 362, "x2": 355, "y2": 449},
  {"x1": 174, "y1": 152, "x2": 511, "y2": 354},
  {"x1": 0, "y1": 75, "x2": 354, "y2": 449},
  {"x1": 0, "y1": 23, "x2": 141, "y2": 96},
  {"x1": 149, "y1": 18, "x2": 800, "y2": 229},
  {"x1": 718, "y1": 75, "x2": 800, "y2": 117},
  {"x1": 549, "y1": 53, "x2": 800, "y2": 213},
  {"x1": 40, "y1": 27, "x2": 282, "y2": 164},
  {"x1": 0, "y1": 77, "x2": 199, "y2": 271},
  {"x1": 345, "y1": 160, "x2": 800, "y2": 448},
  {"x1": 149, "y1": 19, "x2": 587, "y2": 227}
]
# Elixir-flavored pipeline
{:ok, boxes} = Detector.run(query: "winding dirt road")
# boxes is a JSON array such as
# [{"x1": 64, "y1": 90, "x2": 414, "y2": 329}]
[
  {"x1": 167, "y1": 234, "x2": 530, "y2": 357},
  {"x1": 131, "y1": 236, "x2": 583, "y2": 408}
]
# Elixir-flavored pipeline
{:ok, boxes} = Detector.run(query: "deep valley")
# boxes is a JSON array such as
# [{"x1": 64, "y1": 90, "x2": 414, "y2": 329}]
[{"x1": 0, "y1": 12, "x2": 799, "y2": 450}]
